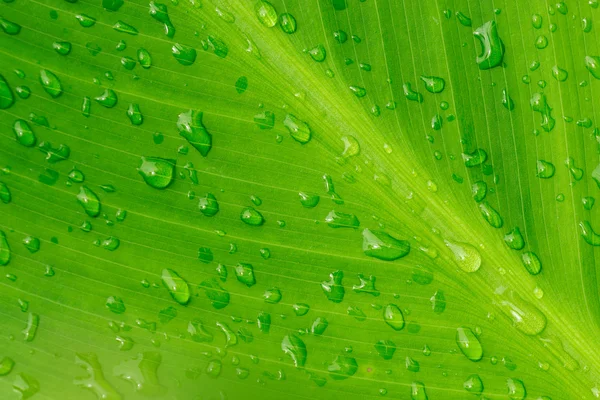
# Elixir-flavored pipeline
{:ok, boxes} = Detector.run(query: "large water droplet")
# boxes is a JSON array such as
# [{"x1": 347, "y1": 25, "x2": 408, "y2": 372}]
[
  {"x1": 138, "y1": 157, "x2": 175, "y2": 189},
  {"x1": 176, "y1": 110, "x2": 212, "y2": 156},
  {"x1": 383, "y1": 304, "x2": 405, "y2": 331},
  {"x1": 362, "y1": 229, "x2": 410, "y2": 260},
  {"x1": 77, "y1": 186, "x2": 101, "y2": 217},
  {"x1": 474, "y1": 21, "x2": 505, "y2": 69},
  {"x1": 444, "y1": 240, "x2": 481, "y2": 272},
  {"x1": 281, "y1": 334, "x2": 306, "y2": 368},
  {"x1": 161, "y1": 268, "x2": 190, "y2": 305},
  {"x1": 456, "y1": 327, "x2": 483, "y2": 361}
]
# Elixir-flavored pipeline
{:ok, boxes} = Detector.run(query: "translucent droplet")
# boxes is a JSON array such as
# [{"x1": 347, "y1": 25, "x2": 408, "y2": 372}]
[
  {"x1": 77, "y1": 186, "x2": 101, "y2": 217},
  {"x1": 479, "y1": 201, "x2": 503, "y2": 228},
  {"x1": 161, "y1": 268, "x2": 190, "y2": 305},
  {"x1": 464, "y1": 374, "x2": 484, "y2": 394},
  {"x1": 506, "y1": 378, "x2": 526, "y2": 400},
  {"x1": 474, "y1": 21, "x2": 505, "y2": 69},
  {"x1": 362, "y1": 229, "x2": 410, "y2": 260},
  {"x1": 240, "y1": 207, "x2": 265, "y2": 226},
  {"x1": 444, "y1": 240, "x2": 481, "y2": 272},
  {"x1": 279, "y1": 13, "x2": 297, "y2": 33},
  {"x1": 0, "y1": 74, "x2": 14, "y2": 109},
  {"x1": 283, "y1": 114, "x2": 312, "y2": 144},
  {"x1": 13, "y1": 119, "x2": 36, "y2": 147},
  {"x1": 235, "y1": 263, "x2": 256, "y2": 286},
  {"x1": 281, "y1": 334, "x2": 306, "y2": 367},
  {"x1": 420, "y1": 76, "x2": 445, "y2": 93},
  {"x1": 383, "y1": 304, "x2": 405, "y2": 331},
  {"x1": 456, "y1": 327, "x2": 483, "y2": 361},
  {"x1": 255, "y1": 1, "x2": 278, "y2": 27},
  {"x1": 95, "y1": 89, "x2": 118, "y2": 108},
  {"x1": 326, "y1": 210, "x2": 359, "y2": 228},
  {"x1": 172, "y1": 43, "x2": 197, "y2": 66},
  {"x1": 504, "y1": 227, "x2": 525, "y2": 250},
  {"x1": 149, "y1": 1, "x2": 175, "y2": 37},
  {"x1": 536, "y1": 160, "x2": 555, "y2": 178},
  {"x1": 328, "y1": 355, "x2": 357, "y2": 380},
  {"x1": 199, "y1": 193, "x2": 219, "y2": 216},
  {"x1": 39, "y1": 70, "x2": 62, "y2": 98},
  {"x1": 138, "y1": 157, "x2": 175, "y2": 189}
]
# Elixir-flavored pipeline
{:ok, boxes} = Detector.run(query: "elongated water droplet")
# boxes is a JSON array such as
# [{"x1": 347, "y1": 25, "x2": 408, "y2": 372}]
[
  {"x1": 362, "y1": 229, "x2": 410, "y2": 260},
  {"x1": 0, "y1": 17, "x2": 20, "y2": 35},
  {"x1": 471, "y1": 181, "x2": 487, "y2": 202},
  {"x1": 456, "y1": 327, "x2": 483, "y2": 361},
  {"x1": 283, "y1": 114, "x2": 312, "y2": 144},
  {"x1": 495, "y1": 288, "x2": 547, "y2": 335},
  {"x1": 383, "y1": 304, "x2": 405, "y2": 331},
  {"x1": 138, "y1": 157, "x2": 175, "y2": 189},
  {"x1": 161, "y1": 268, "x2": 190, "y2": 305},
  {"x1": 39, "y1": 70, "x2": 62, "y2": 98},
  {"x1": 149, "y1": 1, "x2": 175, "y2": 37},
  {"x1": 521, "y1": 252, "x2": 542, "y2": 275},
  {"x1": 106, "y1": 296, "x2": 126, "y2": 314},
  {"x1": 502, "y1": 88, "x2": 514, "y2": 110},
  {"x1": 479, "y1": 200, "x2": 503, "y2": 228},
  {"x1": 281, "y1": 334, "x2": 307, "y2": 367},
  {"x1": 13, "y1": 373, "x2": 40, "y2": 399},
  {"x1": 77, "y1": 186, "x2": 101, "y2": 217},
  {"x1": 0, "y1": 182, "x2": 10, "y2": 204},
  {"x1": 200, "y1": 278, "x2": 230, "y2": 309},
  {"x1": 374, "y1": 340, "x2": 395, "y2": 360},
  {"x1": 321, "y1": 270, "x2": 344, "y2": 302},
  {"x1": 579, "y1": 221, "x2": 600, "y2": 246},
  {"x1": 188, "y1": 319, "x2": 213, "y2": 342},
  {"x1": 411, "y1": 381, "x2": 428, "y2": 400},
  {"x1": 0, "y1": 74, "x2": 14, "y2": 109},
  {"x1": 0, "y1": 357, "x2": 14, "y2": 376},
  {"x1": 53, "y1": 41, "x2": 71, "y2": 55},
  {"x1": 474, "y1": 21, "x2": 505, "y2": 69},
  {"x1": 444, "y1": 240, "x2": 481, "y2": 272},
  {"x1": 530, "y1": 93, "x2": 555, "y2": 132},
  {"x1": 586, "y1": 55, "x2": 600, "y2": 79},
  {"x1": 76, "y1": 14, "x2": 96, "y2": 27},
  {"x1": 22, "y1": 313, "x2": 39, "y2": 341},
  {"x1": 299, "y1": 192, "x2": 319, "y2": 208},
  {"x1": 127, "y1": 103, "x2": 143, "y2": 125},
  {"x1": 325, "y1": 210, "x2": 359, "y2": 228},
  {"x1": 430, "y1": 290, "x2": 446, "y2": 314},
  {"x1": 176, "y1": 110, "x2": 212, "y2": 156}
]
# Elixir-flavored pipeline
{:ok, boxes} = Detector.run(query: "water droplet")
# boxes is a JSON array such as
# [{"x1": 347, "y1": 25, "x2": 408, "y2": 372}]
[
  {"x1": 77, "y1": 186, "x2": 101, "y2": 217},
  {"x1": 309, "y1": 44, "x2": 326, "y2": 62},
  {"x1": 341, "y1": 135, "x2": 360, "y2": 158},
  {"x1": 474, "y1": 21, "x2": 505, "y2": 69},
  {"x1": 283, "y1": 114, "x2": 312, "y2": 144},
  {"x1": 456, "y1": 11, "x2": 472, "y2": 26},
  {"x1": 106, "y1": 296, "x2": 126, "y2": 314},
  {"x1": 13, "y1": 373, "x2": 40, "y2": 399},
  {"x1": 114, "y1": 352, "x2": 165, "y2": 396},
  {"x1": 22, "y1": 312, "x2": 39, "y2": 342},
  {"x1": 328, "y1": 355, "x2": 357, "y2": 380},
  {"x1": 325, "y1": 210, "x2": 359, "y2": 229},
  {"x1": 530, "y1": 92, "x2": 555, "y2": 132},
  {"x1": 235, "y1": 263, "x2": 256, "y2": 286},
  {"x1": 321, "y1": 270, "x2": 344, "y2": 302},
  {"x1": 53, "y1": 41, "x2": 71, "y2": 55},
  {"x1": 551, "y1": 65, "x2": 568, "y2": 81},
  {"x1": 471, "y1": 181, "x2": 487, "y2": 202},
  {"x1": 22, "y1": 236, "x2": 40, "y2": 253},
  {"x1": 240, "y1": 207, "x2": 265, "y2": 226},
  {"x1": 464, "y1": 374, "x2": 484, "y2": 394},
  {"x1": 198, "y1": 193, "x2": 219, "y2": 216},
  {"x1": 138, "y1": 157, "x2": 175, "y2": 189},
  {"x1": 113, "y1": 20, "x2": 138, "y2": 35},
  {"x1": 535, "y1": 35, "x2": 549, "y2": 49},
  {"x1": 0, "y1": 182, "x2": 10, "y2": 204},
  {"x1": 0, "y1": 357, "x2": 14, "y2": 376},
  {"x1": 255, "y1": 1, "x2": 278, "y2": 27},
  {"x1": 579, "y1": 221, "x2": 600, "y2": 246},
  {"x1": 311, "y1": 316, "x2": 328, "y2": 335},
  {"x1": 292, "y1": 303, "x2": 310, "y2": 316},
  {"x1": 298, "y1": 192, "x2": 319, "y2": 208},
  {"x1": 176, "y1": 110, "x2": 212, "y2": 156},
  {"x1": 504, "y1": 227, "x2": 525, "y2": 250},
  {"x1": 0, "y1": 17, "x2": 20, "y2": 35},
  {"x1": 149, "y1": 1, "x2": 175, "y2": 37},
  {"x1": 172, "y1": 43, "x2": 197, "y2": 66},
  {"x1": 479, "y1": 200, "x2": 503, "y2": 228},
  {"x1": 257, "y1": 312, "x2": 271, "y2": 333},
  {"x1": 536, "y1": 160, "x2": 555, "y2": 178},
  {"x1": 349, "y1": 85, "x2": 367, "y2": 98},
  {"x1": 405, "y1": 356, "x2": 420, "y2": 372},
  {"x1": 362, "y1": 229, "x2": 410, "y2": 260},
  {"x1": 462, "y1": 148, "x2": 487, "y2": 167},
  {"x1": 456, "y1": 327, "x2": 483, "y2": 361},
  {"x1": 0, "y1": 74, "x2": 14, "y2": 109},
  {"x1": 126, "y1": 103, "x2": 143, "y2": 125},
  {"x1": 95, "y1": 89, "x2": 118, "y2": 108},
  {"x1": 39, "y1": 70, "x2": 62, "y2": 98},
  {"x1": 281, "y1": 334, "x2": 306, "y2": 367},
  {"x1": 279, "y1": 13, "x2": 297, "y2": 33},
  {"x1": 13, "y1": 120, "x2": 36, "y2": 147},
  {"x1": 502, "y1": 89, "x2": 515, "y2": 110},
  {"x1": 444, "y1": 240, "x2": 481, "y2": 272},
  {"x1": 430, "y1": 290, "x2": 446, "y2": 314},
  {"x1": 420, "y1": 76, "x2": 445, "y2": 93},
  {"x1": 411, "y1": 381, "x2": 428, "y2": 400},
  {"x1": 161, "y1": 268, "x2": 190, "y2": 305},
  {"x1": 506, "y1": 378, "x2": 526, "y2": 400},
  {"x1": 374, "y1": 340, "x2": 395, "y2": 360},
  {"x1": 521, "y1": 252, "x2": 542, "y2": 275},
  {"x1": 495, "y1": 288, "x2": 547, "y2": 335},
  {"x1": 383, "y1": 304, "x2": 405, "y2": 331}
]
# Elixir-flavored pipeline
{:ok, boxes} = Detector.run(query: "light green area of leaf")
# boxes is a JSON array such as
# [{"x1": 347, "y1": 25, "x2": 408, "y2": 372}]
[{"x1": 1, "y1": 0, "x2": 600, "y2": 399}]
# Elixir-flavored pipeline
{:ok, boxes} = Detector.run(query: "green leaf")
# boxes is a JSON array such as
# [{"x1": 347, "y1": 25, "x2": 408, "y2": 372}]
[{"x1": 1, "y1": 0, "x2": 600, "y2": 399}]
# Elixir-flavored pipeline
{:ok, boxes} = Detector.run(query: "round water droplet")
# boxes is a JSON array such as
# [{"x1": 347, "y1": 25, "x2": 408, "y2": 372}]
[{"x1": 138, "y1": 157, "x2": 175, "y2": 189}]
